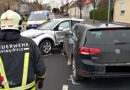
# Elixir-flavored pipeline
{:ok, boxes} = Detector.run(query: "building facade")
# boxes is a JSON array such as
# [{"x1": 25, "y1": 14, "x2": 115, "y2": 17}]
[
  {"x1": 114, "y1": 0, "x2": 130, "y2": 24},
  {"x1": 68, "y1": 2, "x2": 80, "y2": 18}
]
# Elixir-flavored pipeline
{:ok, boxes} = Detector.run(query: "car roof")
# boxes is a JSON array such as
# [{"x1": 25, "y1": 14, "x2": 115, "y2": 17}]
[
  {"x1": 75, "y1": 23, "x2": 128, "y2": 30},
  {"x1": 54, "y1": 18, "x2": 84, "y2": 22}
]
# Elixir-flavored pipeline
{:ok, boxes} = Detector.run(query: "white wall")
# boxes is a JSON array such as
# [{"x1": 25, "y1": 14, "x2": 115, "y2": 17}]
[
  {"x1": 81, "y1": 4, "x2": 93, "y2": 19},
  {"x1": 68, "y1": 7, "x2": 80, "y2": 18}
]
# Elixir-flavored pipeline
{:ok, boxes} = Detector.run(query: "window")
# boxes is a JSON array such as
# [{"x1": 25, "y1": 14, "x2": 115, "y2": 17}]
[
  {"x1": 28, "y1": 14, "x2": 47, "y2": 21},
  {"x1": 86, "y1": 29, "x2": 130, "y2": 44},
  {"x1": 72, "y1": 21, "x2": 81, "y2": 26},
  {"x1": 120, "y1": 2, "x2": 125, "y2": 15},
  {"x1": 37, "y1": 20, "x2": 60, "y2": 30},
  {"x1": 59, "y1": 21, "x2": 70, "y2": 29}
]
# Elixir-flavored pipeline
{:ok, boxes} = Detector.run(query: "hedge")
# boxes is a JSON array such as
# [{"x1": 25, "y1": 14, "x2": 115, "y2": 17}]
[{"x1": 90, "y1": 8, "x2": 113, "y2": 21}]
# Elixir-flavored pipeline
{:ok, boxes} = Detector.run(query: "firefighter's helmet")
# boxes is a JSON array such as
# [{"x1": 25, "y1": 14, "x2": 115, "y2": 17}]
[{"x1": 0, "y1": 10, "x2": 22, "y2": 30}]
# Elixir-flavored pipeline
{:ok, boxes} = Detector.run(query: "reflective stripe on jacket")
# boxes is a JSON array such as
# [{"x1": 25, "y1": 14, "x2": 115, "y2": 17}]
[{"x1": 0, "y1": 31, "x2": 46, "y2": 90}]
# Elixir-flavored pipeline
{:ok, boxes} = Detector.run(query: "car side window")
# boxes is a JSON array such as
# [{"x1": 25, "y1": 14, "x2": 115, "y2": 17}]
[
  {"x1": 59, "y1": 21, "x2": 71, "y2": 29},
  {"x1": 72, "y1": 21, "x2": 81, "y2": 26}
]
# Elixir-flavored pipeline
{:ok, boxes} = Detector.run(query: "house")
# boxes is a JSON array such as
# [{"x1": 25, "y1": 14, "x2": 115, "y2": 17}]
[
  {"x1": 81, "y1": 0, "x2": 101, "y2": 19},
  {"x1": 114, "y1": 0, "x2": 130, "y2": 24},
  {"x1": 81, "y1": 0, "x2": 94, "y2": 19},
  {"x1": 68, "y1": 1, "x2": 80, "y2": 18},
  {"x1": 60, "y1": 3, "x2": 69, "y2": 13},
  {"x1": 60, "y1": 1, "x2": 75, "y2": 13}
]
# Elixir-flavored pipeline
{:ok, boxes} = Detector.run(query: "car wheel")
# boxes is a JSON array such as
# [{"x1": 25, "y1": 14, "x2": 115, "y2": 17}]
[
  {"x1": 72, "y1": 57, "x2": 84, "y2": 81},
  {"x1": 40, "y1": 40, "x2": 52, "y2": 54}
]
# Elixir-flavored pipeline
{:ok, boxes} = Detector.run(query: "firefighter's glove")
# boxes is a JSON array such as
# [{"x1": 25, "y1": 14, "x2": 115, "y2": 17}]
[{"x1": 36, "y1": 79, "x2": 44, "y2": 89}]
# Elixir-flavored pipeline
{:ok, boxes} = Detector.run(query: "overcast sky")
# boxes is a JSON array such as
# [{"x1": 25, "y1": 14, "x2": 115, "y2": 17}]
[
  {"x1": 29, "y1": 0, "x2": 73, "y2": 4},
  {"x1": 43, "y1": 0, "x2": 73, "y2": 4}
]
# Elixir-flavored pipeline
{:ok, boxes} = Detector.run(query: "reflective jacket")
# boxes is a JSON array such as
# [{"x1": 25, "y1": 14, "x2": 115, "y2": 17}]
[{"x1": 0, "y1": 30, "x2": 46, "y2": 90}]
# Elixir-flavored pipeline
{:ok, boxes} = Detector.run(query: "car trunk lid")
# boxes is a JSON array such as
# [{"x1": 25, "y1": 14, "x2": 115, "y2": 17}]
[{"x1": 82, "y1": 29, "x2": 130, "y2": 64}]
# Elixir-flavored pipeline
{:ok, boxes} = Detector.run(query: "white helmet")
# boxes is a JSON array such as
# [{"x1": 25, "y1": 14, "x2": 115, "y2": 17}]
[{"x1": 0, "y1": 10, "x2": 22, "y2": 30}]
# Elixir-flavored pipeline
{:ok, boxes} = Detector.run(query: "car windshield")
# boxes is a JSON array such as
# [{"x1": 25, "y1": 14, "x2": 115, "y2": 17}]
[
  {"x1": 37, "y1": 20, "x2": 60, "y2": 30},
  {"x1": 86, "y1": 29, "x2": 130, "y2": 44},
  {"x1": 28, "y1": 14, "x2": 47, "y2": 21}
]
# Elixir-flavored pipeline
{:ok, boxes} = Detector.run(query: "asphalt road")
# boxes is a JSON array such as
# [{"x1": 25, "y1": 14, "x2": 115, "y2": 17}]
[{"x1": 38, "y1": 49, "x2": 130, "y2": 90}]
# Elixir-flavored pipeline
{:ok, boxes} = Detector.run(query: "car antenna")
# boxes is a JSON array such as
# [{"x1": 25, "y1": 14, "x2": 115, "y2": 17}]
[{"x1": 106, "y1": 23, "x2": 108, "y2": 27}]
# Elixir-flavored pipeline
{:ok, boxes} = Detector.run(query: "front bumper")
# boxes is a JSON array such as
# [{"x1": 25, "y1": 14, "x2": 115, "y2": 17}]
[{"x1": 26, "y1": 24, "x2": 41, "y2": 29}]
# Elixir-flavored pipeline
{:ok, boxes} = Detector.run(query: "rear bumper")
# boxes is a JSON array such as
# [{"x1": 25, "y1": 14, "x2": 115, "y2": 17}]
[
  {"x1": 78, "y1": 72, "x2": 130, "y2": 78},
  {"x1": 77, "y1": 59, "x2": 130, "y2": 78}
]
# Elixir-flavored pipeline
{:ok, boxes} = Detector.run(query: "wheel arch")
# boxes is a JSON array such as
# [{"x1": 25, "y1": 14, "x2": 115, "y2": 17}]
[{"x1": 38, "y1": 38, "x2": 54, "y2": 47}]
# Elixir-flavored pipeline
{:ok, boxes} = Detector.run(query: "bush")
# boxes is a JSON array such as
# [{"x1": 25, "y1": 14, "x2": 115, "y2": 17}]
[{"x1": 90, "y1": 8, "x2": 113, "y2": 21}]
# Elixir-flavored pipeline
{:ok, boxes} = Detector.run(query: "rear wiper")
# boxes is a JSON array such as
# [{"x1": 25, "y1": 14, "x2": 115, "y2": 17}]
[
  {"x1": 115, "y1": 42, "x2": 129, "y2": 45},
  {"x1": 114, "y1": 41, "x2": 129, "y2": 45},
  {"x1": 113, "y1": 40, "x2": 130, "y2": 45}
]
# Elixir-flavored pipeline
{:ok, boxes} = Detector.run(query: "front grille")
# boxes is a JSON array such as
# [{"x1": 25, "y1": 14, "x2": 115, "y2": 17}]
[{"x1": 106, "y1": 66, "x2": 130, "y2": 72}]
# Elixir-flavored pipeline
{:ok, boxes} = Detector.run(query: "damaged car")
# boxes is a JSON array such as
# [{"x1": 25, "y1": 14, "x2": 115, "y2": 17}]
[
  {"x1": 63, "y1": 23, "x2": 130, "y2": 81},
  {"x1": 21, "y1": 18, "x2": 84, "y2": 54}
]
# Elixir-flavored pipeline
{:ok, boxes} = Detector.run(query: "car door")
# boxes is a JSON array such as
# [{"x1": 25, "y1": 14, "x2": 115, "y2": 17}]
[
  {"x1": 64, "y1": 25, "x2": 78, "y2": 59},
  {"x1": 54, "y1": 20, "x2": 71, "y2": 44}
]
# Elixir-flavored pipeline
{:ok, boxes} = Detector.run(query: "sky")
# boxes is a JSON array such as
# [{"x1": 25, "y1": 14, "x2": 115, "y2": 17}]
[
  {"x1": 43, "y1": 0, "x2": 73, "y2": 4},
  {"x1": 29, "y1": 0, "x2": 73, "y2": 4}
]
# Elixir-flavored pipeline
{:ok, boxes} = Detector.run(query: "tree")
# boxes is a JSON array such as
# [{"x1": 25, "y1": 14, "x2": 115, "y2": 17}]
[
  {"x1": 52, "y1": 8, "x2": 59, "y2": 13},
  {"x1": 77, "y1": 0, "x2": 84, "y2": 18},
  {"x1": 42, "y1": 4, "x2": 50, "y2": 10},
  {"x1": 97, "y1": 0, "x2": 115, "y2": 9},
  {"x1": 47, "y1": 6, "x2": 51, "y2": 11},
  {"x1": 91, "y1": 0, "x2": 96, "y2": 23}
]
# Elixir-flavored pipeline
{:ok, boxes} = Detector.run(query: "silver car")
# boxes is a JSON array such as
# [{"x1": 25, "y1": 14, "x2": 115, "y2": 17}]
[{"x1": 21, "y1": 18, "x2": 84, "y2": 54}]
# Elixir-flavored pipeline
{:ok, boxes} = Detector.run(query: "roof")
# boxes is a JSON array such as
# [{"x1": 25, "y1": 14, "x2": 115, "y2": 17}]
[
  {"x1": 60, "y1": 3, "x2": 69, "y2": 9},
  {"x1": 68, "y1": 1, "x2": 75, "y2": 7},
  {"x1": 54, "y1": 18, "x2": 84, "y2": 22},
  {"x1": 82, "y1": 0, "x2": 93, "y2": 6},
  {"x1": 76, "y1": 23, "x2": 127, "y2": 30},
  {"x1": 69, "y1": 1, "x2": 78, "y2": 8},
  {"x1": 60, "y1": 1, "x2": 74, "y2": 9}
]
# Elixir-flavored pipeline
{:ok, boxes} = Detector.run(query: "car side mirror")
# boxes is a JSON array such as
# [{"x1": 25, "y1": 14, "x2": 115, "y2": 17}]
[{"x1": 59, "y1": 27, "x2": 64, "y2": 31}]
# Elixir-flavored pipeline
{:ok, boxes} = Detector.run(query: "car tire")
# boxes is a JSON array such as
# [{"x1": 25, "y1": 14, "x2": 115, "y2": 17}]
[
  {"x1": 40, "y1": 40, "x2": 52, "y2": 54},
  {"x1": 72, "y1": 57, "x2": 84, "y2": 81}
]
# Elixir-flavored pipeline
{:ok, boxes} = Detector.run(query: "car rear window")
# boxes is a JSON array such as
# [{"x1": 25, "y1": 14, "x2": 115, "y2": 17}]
[{"x1": 86, "y1": 29, "x2": 130, "y2": 44}]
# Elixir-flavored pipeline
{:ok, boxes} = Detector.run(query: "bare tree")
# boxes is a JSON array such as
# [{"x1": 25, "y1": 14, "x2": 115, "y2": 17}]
[
  {"x1": 42, "y1": 4, "x2": 51, "y2": 10},
  {"x1": 97, "y1": 0, "x2": 115, "y2": 9},
  {"x1": 77, "y1": 0, "x2": 84, "y2": 18}
]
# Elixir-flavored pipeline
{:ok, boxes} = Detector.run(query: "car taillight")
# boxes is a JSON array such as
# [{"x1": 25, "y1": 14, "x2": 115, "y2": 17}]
[{"x1": 79, "y1": 47, "x2": 101, "y2": 55}]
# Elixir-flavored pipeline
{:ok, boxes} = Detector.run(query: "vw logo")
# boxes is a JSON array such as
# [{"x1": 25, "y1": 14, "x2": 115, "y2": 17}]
[{"x1": 115, "y1": 49, "x2": 121, "y2": 54}]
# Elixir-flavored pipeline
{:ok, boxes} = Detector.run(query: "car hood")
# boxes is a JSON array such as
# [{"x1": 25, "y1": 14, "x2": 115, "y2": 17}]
[{"x1": 21, "y1": 29, "x2": 48, "y2": 38}]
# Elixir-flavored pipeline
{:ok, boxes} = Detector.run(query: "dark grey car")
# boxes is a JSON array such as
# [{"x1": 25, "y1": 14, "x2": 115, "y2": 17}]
[{"x1": 63, "y1": 23, "x2": 130, "y2": 81}]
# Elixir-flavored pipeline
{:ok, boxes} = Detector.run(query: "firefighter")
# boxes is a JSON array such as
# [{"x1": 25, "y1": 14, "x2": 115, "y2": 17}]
[{"x1": 0, "y1": 10, "x2": 46, "y2": 89}]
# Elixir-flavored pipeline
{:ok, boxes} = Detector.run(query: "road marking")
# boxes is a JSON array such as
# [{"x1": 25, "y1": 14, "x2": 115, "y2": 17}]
[
  {"x1": 68, "y1": 75, "x2": 80, "y2": 85},
  {"x1": 62, "y1": 85, "x2": 69, "y2": 90}
]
